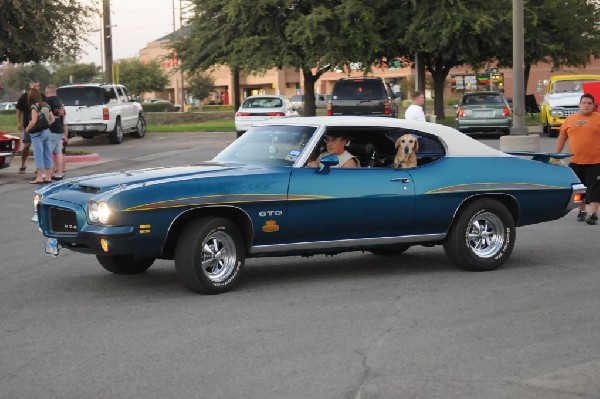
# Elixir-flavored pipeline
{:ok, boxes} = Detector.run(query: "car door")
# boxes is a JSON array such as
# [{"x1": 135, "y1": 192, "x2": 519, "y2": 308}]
[
  {"x1": 286, "y1": 167, "x2": 416, "y2": 243},
  {"x1": 116, "y1": 86, "x2": 138, "y2": 129}
]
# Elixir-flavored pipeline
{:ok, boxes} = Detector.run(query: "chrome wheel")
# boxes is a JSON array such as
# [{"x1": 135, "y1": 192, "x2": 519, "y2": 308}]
[
  {"x1": 201, "y1": 231, "x2": 237, "y2": 283},
  {"x1": 465, "y1": 212, "x2": 504, "y2": 258},
  {"x1": 175, "y1": 217, "x2": 245, "y2": 294},
  {"x1": 444, "y1": 199, "x2": 515, "y2": 272}
]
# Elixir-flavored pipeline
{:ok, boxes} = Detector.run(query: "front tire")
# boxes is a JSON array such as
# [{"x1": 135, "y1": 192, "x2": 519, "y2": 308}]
[
  {"x1": 96, "y1": 255, "x2": 155, "y2": 274},
  {"x1": 444, "y1": 199, "x2": 515, "y2": 272},
  {"x1": 132, "y1": 115, "x2": 146, "y2": 138},
  {"x1": 175, "y1": 217, "x2": 245, "y2": 294},
  {"x1": 109, "y1": 119, "x2": 124, "y2": 144}
]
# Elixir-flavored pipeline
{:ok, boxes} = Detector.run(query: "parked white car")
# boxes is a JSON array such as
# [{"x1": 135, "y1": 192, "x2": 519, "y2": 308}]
[
  {"x1": 235, "y1": 95, "x2": 299, "y2": 137},
  {"x1": 58, "y1": 83, "x2": 145, "y2": 144},
  {"x1": 0, "y1": 102, "x2": 17, "y2": 110}
]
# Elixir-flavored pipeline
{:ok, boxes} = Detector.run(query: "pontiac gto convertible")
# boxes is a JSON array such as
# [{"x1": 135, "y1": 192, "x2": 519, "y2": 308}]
[{"x1": 34, "y1": 117, "x2": 585, "y2": 294}]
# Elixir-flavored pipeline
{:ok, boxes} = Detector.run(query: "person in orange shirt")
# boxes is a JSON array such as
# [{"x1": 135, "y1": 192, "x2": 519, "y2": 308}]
[{"x1": 556, "y1": 93, "x2": 600, "y2": 225}]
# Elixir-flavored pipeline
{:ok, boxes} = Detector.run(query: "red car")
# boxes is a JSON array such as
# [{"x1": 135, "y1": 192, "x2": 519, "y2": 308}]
[{"x1": 0, "y1": 132, "x2": 21, "y2": 169}]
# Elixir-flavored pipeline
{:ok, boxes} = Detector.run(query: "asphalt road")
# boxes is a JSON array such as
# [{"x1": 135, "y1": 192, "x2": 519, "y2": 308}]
[{"x1": 1, "y1": 132, "x2": 599, "y2": 399}]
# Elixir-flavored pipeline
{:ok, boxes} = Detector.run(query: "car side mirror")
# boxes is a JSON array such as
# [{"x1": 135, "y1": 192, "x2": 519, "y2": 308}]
[{"x1": 316, "y1": 154, "x2": 339, "y2": 174}]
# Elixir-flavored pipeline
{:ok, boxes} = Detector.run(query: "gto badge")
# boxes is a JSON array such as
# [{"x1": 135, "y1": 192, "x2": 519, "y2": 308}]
[
  {"x1": 259, "y1": 211, "x2": 283, "y2": 217},
  {"x1": 262, "y1": 220, "x2": 280, "y2": 233}
]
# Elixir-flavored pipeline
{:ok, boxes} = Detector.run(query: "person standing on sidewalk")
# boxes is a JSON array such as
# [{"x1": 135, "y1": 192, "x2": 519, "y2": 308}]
[
  {"x1": 404, "y1": 91, "x2": 426, "y2": 122},
  {"x1": 24, "y1": 87, "x2": 55, "y2": 184},
  {"x1": 555, "y1": 93, "x2": 600, "y2": 225},
  {"x1": 45, "y1": 84, "x2": 68, "y2": 180},
  {"x1": 15, "y1": 79, "x2": 44, "y2": 174}
]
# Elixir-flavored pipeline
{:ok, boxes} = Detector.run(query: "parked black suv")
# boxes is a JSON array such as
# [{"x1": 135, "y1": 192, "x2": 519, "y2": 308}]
[{"x1": 327, "y1": 77, "x2": 398, "y2": 117}]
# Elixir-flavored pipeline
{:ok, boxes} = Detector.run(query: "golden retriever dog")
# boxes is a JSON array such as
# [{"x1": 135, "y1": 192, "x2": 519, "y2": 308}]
[{"x1": 394, "y1": 134, "x2": 419, "y2": 168}]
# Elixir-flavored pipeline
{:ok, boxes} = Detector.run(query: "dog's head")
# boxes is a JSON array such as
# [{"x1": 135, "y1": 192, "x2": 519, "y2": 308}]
[{"x1": 395, "y1": 134, "x2": 419, "y2": 155}]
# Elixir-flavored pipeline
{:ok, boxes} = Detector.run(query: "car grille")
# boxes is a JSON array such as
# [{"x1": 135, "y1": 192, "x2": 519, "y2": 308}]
[
  {"x1": 0, "y1": 140, "x2": 15, "y2": 152},
  {"x1": 562, "y1": 107, "x2": 579, "y2": 117},
  {"x1": 49, "y1": 207, "x2": 78, "y2": 233}
]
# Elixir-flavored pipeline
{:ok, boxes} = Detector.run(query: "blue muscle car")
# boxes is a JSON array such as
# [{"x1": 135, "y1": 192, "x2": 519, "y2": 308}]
[{"x1": 34, "y1": 117, "x2": 585, "y2": 294}]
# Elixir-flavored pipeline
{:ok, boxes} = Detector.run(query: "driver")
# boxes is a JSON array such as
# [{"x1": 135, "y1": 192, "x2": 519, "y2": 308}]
[{"x1": 306, "y1": 132, "x2": 359, "y2": 168}]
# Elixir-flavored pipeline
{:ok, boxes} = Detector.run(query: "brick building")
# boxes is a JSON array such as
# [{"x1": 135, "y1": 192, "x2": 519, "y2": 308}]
[{"x1": 137, "y1": 32, "x2": 600, "y2": 108}]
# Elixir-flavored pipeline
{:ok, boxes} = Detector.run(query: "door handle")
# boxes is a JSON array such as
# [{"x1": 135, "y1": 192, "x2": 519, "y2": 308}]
[{"x1": 390, "y1": 178, "x2": 411, "y2": 183}]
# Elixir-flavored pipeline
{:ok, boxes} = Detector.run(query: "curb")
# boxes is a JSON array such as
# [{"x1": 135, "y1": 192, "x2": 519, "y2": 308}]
[{"x1": 64, "y1": 153, "x2": 101, "y2": 163}]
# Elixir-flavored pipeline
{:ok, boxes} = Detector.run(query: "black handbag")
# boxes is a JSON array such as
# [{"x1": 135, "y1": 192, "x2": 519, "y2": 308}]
[{"x1": 29, "y1": 105, "x2": 50, "y2": 133}]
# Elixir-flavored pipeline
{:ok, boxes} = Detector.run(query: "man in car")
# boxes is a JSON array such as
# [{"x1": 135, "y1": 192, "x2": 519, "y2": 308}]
[{"x1": 306, "y1": 132, "x2": 359, "y2": 168}]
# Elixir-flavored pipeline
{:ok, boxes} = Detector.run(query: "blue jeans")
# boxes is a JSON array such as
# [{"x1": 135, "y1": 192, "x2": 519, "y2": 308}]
[{"x1": 30, "y1": 129, "x2": 52, "y2": 170}]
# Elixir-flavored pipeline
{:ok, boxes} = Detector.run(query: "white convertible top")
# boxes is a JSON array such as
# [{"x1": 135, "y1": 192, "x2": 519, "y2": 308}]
[{"x1": 259, "y1": 116, "x2": 509, "y2": 158}]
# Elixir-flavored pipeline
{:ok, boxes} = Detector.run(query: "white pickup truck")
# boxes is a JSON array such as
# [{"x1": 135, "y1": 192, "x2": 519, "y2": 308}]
[
  {"x1": 58, "y1": 83, "x2": 146, "y2": 144},
  {"x1": 539, "y1": 74, "x2": 600, "y2": 137}
]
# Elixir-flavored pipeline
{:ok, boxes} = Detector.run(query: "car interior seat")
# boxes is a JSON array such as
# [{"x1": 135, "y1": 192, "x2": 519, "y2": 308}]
[{"x1": 347, "y1": 141, "x2": 377, "y2": 167}]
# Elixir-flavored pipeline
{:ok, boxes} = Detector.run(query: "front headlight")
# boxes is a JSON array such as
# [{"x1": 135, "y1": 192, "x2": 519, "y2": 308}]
[
  {"x1": 88, "y1": 201, "x2": 110, "y2": 224},
  {"x1": 550, "y1": 108, "x2": 565, "y2": 117},
  {"x1": 34, "y1": 194, "x2": 42, "y2": 208},
  {"x1": 98, "y1": 201, "x2": 110, "y2": 224}
]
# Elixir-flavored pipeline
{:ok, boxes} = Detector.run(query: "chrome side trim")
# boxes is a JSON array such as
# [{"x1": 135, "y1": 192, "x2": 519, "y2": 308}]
[{"x1": 250, "y1": 233, "x2": 446, "y2": 254}]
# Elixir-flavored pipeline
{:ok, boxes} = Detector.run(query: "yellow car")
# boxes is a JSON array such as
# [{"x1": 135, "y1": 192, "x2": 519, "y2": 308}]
[{"x1": 539, "y1": 74, "x2": 600, "y2": 137}]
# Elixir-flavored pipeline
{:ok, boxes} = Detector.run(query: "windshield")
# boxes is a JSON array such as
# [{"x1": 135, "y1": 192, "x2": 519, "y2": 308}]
[
  {"x1": 551, "y1": 79, "x2": 598, "y2": 94},
  {"x1": 58, "y1": 87, "x2": 110, "y2": 106},
  {"x1": 332, "y1": 80, "x2": 386, "y2": 100},
  {"x1": 461, "y1": 93, "x2": 506, "y2": 105},
  {"x1": 213, "y1": 125, "x2": 317, "y2": 166},
  {"x1": 242, "y1": 97, "x2": 283, "y2": 108}
]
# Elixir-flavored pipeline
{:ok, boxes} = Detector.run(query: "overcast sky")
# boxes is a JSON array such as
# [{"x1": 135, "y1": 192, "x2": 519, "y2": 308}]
[{"x1": 79, "y1": 0, "x2": 187, "y2": 65}]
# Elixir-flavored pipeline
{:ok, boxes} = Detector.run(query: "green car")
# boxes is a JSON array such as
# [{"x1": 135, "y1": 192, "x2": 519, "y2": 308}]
[{"x1": 455, "y1": 91, "x2": 512, "y2": 135}]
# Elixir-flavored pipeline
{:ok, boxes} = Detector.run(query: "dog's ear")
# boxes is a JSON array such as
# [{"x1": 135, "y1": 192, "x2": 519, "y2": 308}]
[
  {"x1": 413, "y1": 137, "x2": 419, "y2": 153},
  {"x1": 395, "y1": 138, "x2": 401, "y2": 149}
]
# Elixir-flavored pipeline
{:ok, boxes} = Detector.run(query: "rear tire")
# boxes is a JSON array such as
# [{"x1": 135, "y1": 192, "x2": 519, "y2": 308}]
[
  {"x1": 444, "y1": 199, "x2": 515, "y2": 272},
  {"x1": 109, "y1": 119, "x2": 124, "y2": 144},
  {"x1": 96, "y1": 255, "x2": 155, "y2": 274}
]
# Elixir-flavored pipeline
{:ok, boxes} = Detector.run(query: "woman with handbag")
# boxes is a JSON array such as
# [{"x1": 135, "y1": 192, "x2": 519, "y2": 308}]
[{"x1": 24, "y1": 88, "x2": 55, "y2": 184}]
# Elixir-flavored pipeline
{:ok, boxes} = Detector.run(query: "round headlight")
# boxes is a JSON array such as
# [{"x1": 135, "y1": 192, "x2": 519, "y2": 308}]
[
  {"x1": 88, "y1": 201, "x2": 99, "y2": 222},
  {"x1": 550, "y1": 108, "x2": 564, "y2": 117},
  {"x1": 98, "y1": 201, "x2": 110, "y2": 224}
]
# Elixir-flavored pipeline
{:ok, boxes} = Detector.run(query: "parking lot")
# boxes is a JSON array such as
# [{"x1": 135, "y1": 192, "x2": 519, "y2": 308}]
[{"x1": 2, "y1": 131, "x2": 599, "y2": 398}]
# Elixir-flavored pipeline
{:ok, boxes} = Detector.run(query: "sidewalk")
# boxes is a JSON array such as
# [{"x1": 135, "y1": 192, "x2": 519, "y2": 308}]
[{"x1": 0, "y1": 152, "x2": 102, "y2": 184}]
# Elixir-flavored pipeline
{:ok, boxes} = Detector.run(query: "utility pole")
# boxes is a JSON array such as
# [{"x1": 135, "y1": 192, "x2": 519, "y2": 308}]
[
  {"x1": 102, "y1": 0, "x2": 113, "y2": 83},
  {"x1": 179, "y1": 0, "x2": 185, "y2": 112},
  {"x1": 510, "y1": 0, "x2": 527, "y2": 135}
]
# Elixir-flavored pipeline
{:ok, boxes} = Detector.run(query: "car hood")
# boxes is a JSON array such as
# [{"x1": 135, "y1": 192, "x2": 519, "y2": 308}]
[
  {"x1": 39, "y1": 162, "x2": 285, "y2": 199},
  {"x1": 544, "y1": 92, "x2": 582, "y2": 107}
]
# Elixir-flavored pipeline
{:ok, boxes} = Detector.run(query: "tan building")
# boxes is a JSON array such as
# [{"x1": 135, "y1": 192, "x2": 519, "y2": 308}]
[{"x1": 137, "y1": 32, "x2": 600, "y2": 109}]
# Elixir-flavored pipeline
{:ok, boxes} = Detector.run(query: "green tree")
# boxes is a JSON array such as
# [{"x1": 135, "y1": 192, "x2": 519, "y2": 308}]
[
  {"x1": 401, "y1": 1, "x2": 508, "y2": 118},
  {"x1": 1, "y1": 63, "x2": 52, "y2": 93},
  {"x1": 117, "y1": 60, "x2": 169, "y2": 97},
  {"x1": 187, "y1": 72, "x2": 215, "y2": 106},
  {"x1": 0, "y1": 0, "x2": 95, "y2": 63},
  {"x1": 51, "y1": 63, "x2": 102, "y2": 86},
  {"x1": 495, "y1": 0, "x2": 600, "y2": 91},
  {"x1": 174, "y1": 0, "x2": 409, "y2": 116}
]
